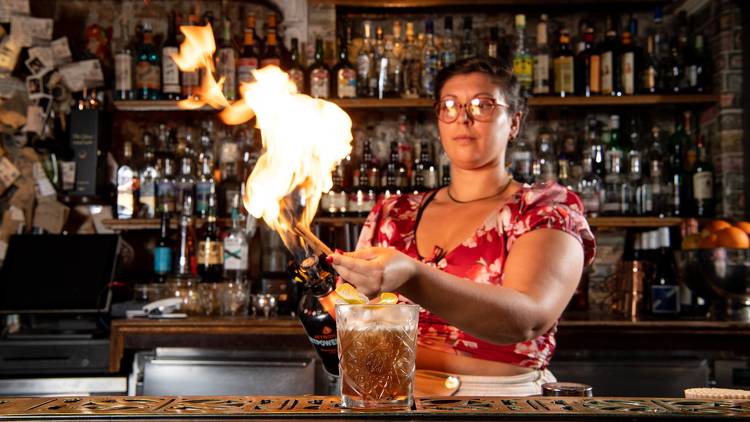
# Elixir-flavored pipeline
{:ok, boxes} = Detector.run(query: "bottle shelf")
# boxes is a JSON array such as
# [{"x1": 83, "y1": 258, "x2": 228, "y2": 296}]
[
  {"x1": 313, "y1": 0, "x2": 671, "y2": 6},
  {"x1": 113, "y1": 94, "x2": 718, "y2": 112},
  {"x1": 103, "y1": 216, "x2": 681, "y2": 231}
]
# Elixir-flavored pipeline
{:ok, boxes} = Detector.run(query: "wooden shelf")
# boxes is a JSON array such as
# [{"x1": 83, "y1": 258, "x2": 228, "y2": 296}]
[
  {"x1": 113, "y1": 94, "x2": 718, "y2": 112},
  {"x1": 102, "y1": 218, "x2": 231, "y2": 231},
  {"x1": 314, "y1": 0, "x2": 671, "y2": 6},
  {"x1": 587, "y1": 216, "x2": 684, "y2": 228}
]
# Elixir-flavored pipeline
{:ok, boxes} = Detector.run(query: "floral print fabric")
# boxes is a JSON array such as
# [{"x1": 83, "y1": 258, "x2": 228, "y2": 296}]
[{"x1": 356, "y1": 182, "x2": 596, "y2": 369}]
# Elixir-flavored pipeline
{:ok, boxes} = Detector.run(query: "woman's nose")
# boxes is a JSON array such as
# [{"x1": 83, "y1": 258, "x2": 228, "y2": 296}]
[{"x1": 456, "y1": 106, "x2": 473, "y2": 125}]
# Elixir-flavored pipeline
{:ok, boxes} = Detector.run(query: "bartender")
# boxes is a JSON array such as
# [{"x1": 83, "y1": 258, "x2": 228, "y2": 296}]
[{"x1": 329, "y1": 57, "x2": 596, "y2": 396}]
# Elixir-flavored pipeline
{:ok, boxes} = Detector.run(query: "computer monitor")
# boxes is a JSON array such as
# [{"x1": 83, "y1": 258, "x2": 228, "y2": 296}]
[{"x1": 0, "y1": 234, "x2": 120, "y2": 314}]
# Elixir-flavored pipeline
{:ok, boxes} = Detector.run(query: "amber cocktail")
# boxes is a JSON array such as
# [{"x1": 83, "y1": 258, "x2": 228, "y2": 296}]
[{"x1": 336, "y1": 303, "x2": 419, "y2": 410}]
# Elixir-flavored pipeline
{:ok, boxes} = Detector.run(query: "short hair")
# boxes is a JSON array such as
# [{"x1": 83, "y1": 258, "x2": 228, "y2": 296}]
[{"x1": 435, "y1": 56, "x2": 528, "y2": 130}]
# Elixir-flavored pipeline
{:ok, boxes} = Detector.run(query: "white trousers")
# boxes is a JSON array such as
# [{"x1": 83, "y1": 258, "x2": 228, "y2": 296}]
[{"x1": 415, "y1": 368, "x2": 557, "y2": 397}]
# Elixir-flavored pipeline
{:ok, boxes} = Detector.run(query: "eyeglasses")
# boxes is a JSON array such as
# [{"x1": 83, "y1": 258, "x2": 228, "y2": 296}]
[{"x1": 435, "y1": 97, "x2": 509, "y2": 123}]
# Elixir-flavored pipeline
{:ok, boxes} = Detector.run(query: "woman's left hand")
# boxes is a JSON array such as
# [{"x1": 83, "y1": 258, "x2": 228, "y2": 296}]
[{"x1": 328, "y1": 247, "x2": 418, "y2": 298}]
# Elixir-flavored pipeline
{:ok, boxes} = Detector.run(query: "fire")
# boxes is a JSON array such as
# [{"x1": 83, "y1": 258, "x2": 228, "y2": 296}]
[{"x1": 171, "y1": 25, "x2": 353, "y2": 258}]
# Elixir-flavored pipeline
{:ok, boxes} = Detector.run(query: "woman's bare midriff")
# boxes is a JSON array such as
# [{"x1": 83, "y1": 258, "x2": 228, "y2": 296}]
[{"x1": 416, "y1": 345, "x2": 534, "y2": 376}]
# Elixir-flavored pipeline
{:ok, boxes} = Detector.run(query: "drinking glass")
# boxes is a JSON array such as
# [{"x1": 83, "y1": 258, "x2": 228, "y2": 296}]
[{"x1": 336, "y1": 304, "x2": 419, "y2": 410}]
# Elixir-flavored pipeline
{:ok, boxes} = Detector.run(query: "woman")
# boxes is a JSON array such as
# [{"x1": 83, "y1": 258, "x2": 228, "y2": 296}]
[{"x1": 328, "y1": 57, "x2": 596, "y2": 396}]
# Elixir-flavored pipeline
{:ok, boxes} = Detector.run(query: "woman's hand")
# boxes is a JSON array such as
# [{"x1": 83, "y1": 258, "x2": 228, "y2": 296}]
[{"x1": 328, "y1": 247, "x2": 418, "y2": 298}]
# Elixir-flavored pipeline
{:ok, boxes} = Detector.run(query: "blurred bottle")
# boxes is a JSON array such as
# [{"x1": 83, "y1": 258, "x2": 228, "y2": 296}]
[
  {"x1": 238, "y1": 14, "x2": 260, "y2": 85},
  {"x1": 223, "y1": 194, "x2": 249, "y2": 283},
  {"x1": 114, "y1": 19, "x2": 134, "y2": 100},
  {"x1": 401, "y1": 22, "x2": 421, "y2": 99},
  {"x1": 116, "y1": 141, "x2": 138, "y2": 219},
  {"x1": 308, "y1": 38, "x2": 330, "y2": 99},
  {"x1": 576, "y1": 26, "x2": 599, "y2": 97},
  {"x1": 532, "y1": 14, "x2": 551, "y2": 95},
  {"x1": 181, "y1": 13, "x2": 201, "y2": 99},
  {"x1": 440, "y1": 17, "x2": 457, "y2": 68},
  {"x1": 135, "y1": 21, "x2": 161, "y2": 100},
  {"x1": 553, "y1": 29, "x2": 575, "y2": 97},
  {"x1": 356, "y1": 21, "x2": 374, "y2": 98},
  {"x1": 509, "y1": 134, "x2": 533, "y2": 184},
  {"x1": 513, "y1": 14, "x2": 532, "y2": 94},
  {"x1": 197, "y1": 193, "x2": 224, "y2": 282},
  {"x1": 648, "y1": 227, "x2": 680, "y2": 317},
  {"x1": 162, "y1": 11, "x2": 182, "y2": 100},
  {"x1": 333, "y1": 27, "x2": 357, "y2": 99},
  {"x1": 287, "y1": 38, "x2": 306, "y2": 94},
  {"x1": 175, "y1": 196, "x2": 197, "y2": 275},
  {"x1": 260, "y1": 15, "x2": 281, "y2": 68},
  {"x1": 156, "y1": 157, "x2": 177, "y2": 215},
  {"x1": 154, "y1": 212, "x2": 173, "y2": 283},
  {"x1": 691, "y1": 135, "x2": 714, "y2": 218},
  {"x1": 138, "y1": 133, "x2": 159, "y2": 218},
  {"x1": 421, "y1": 19, "x2": 439, "y2": 98}
]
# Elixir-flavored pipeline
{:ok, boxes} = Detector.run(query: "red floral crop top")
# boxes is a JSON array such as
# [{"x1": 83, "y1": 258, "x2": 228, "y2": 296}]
[{"x1": 355, "y1": 182, "x2": 596, "y2": 369}]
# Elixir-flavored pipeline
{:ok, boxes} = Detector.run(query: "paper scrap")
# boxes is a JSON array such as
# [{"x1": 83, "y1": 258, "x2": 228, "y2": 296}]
[
  {"x1": 0, "y1": 0, "x2": 30, "y2": 23},
  {"x1": 28, "y1": 46, "x2": 54, "y2": 69},
  {"x1": 24, "y1": 104, "x2": 43, "y2": 134},
  {"x1": 60, "y1": 59, "x2": 104, "y2": 92},
  {"x1": 33, "y1": 199, "x2": 68, "y2": 233},
  {"x1": 0, "y1": 155, "x2": 19, "y2": 189},
  {"x1": 10, "y1": 16, "x2": 53, "y2": 47},
  {"x1": 51, "y1": 37, "x2": 72, "y2": 66},
  {"x1": 0, "y1": 37, "x2": 21, "y2": 73}
]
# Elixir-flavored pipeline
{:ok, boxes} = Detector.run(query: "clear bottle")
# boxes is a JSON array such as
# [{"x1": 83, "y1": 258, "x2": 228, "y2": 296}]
[
  {"x1": 509, "y1": 134, "x2": 534, "y2": 185},
  {"x1": 116, "y1": 141, "x2": 138, "y2": 219},
  {"x1": 668, "y1": 112, "x2": 691, "y2": 216},
  {"x1": 333, "y1": 27, "x2": 357, "y2": 99},
  {"x1": 139, "y1": 134, "x2": 159, "y2": 219},
  {"x1": 388, "y1": 21, "x2": 404, "y2": 96},
  {"x1": 373, "y1": 26, "x2": 390, "y2": 99},
  {"x1": 602, "y1": 151, "x2": 626, "y2": 215},
  {"x1": 578, "y1": 153, "x2": 603, "y2": 217},
  {"x1": 513, "y1": 14, "x2": 532, "y2": 94},
  {"x1": 401, "y1": 22, "x2": 421, "y2": 99},
  {"x1": 223, "y1": 194, "x2": 249, "y2": 283},
  {"x1": 162, "y1": 11, "x2": 181, "y2": 100},
  {"x1": 135, "y1": 21, "x2": 161, "y2": 100},
  {"x1": 646, "y1": 129, "x2": 669, "y2": 216},
  {"x1": 308, "y1": 38, "x2": 330, "y2": 99},
  {"x1": 114, "y1": 19, "x2": 134, "y2": 100},
  {"x1": 154, "y1": 212, "x2": 173, "y2": 283},
  {"x1": 535, "y1": 132, "x2": 557, "y2": 184},
  {"x1": 356, "y1": 21, "x2": 374, "y2": 98},
  {"x1": 156, "y1": 157, "x2": 177, "y2": 215},
  {"x1": 440, "y1": 17, "x2": 457, "y2": 69},
  {"x1": 420, "y1": 19, "x2": 439, "y2": 98},
  {"x1": 532, "y1": 14, "x2": 551, "y2": 95},
  {"x1": 626, "y1": 117, "x2": 643, "y2": 215},
  {"x1": 175, "y1": 195, "x2": 197, "y2": 276},
  {"x1": 195, "y1": 155, "x2": 215, "y2": 218},
  {"x1": 176, "y1": 156, "x2": 195, "y2": 216}
]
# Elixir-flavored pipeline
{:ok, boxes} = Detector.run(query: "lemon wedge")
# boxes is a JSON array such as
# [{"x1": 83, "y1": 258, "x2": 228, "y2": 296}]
[
  {"x1": 334, "y1": 283, "x2": 368, "y2": 304},
  {"x1": 373, "y1": 292, "x2": 399, "y2": 304}
]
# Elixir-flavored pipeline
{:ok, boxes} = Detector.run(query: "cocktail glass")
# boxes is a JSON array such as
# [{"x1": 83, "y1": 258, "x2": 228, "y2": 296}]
[{"x1": 336, "y1": 303, "x2": 419, "y2": 410}]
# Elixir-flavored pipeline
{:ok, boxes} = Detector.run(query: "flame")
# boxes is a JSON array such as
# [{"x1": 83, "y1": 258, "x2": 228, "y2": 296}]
[{"x1": 172, "y1": 24, "x2": 353, "y2": 258}]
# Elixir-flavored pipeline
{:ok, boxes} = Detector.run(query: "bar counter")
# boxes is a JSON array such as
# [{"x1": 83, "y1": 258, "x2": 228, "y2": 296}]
[
  {"x1": 1, "y1": 395, "x2": 749, "y2": 420},
  {"x1": 108, "y1": 315, "x2": 750, "y2": 372}
]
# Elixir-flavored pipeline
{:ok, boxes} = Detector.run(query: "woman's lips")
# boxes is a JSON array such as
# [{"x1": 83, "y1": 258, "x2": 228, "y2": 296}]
[{"x1": 453, "y1": 135, "x2": 476, "y2": 142}]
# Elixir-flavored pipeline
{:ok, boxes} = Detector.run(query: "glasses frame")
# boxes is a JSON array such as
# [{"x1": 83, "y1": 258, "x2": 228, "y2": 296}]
[{"x1": 434, "y1": 96, "x2": 510, "y2": 123}]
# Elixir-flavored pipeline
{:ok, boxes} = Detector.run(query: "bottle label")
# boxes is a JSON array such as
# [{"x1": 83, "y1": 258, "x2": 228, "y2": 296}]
[
  {"x1": 224, "y1": 189, "x2": 239, "y2": 215},
  {"x1": 139, "y1": 182, "x2": 156, "y2": 216},
  {"x1": 553, "y1": 56, "x2": 574, "y2": 94},
  {"x1": 337, "y1": 68, "x2": 357, "y2": 98},
  {"x1": 332, "y1": 191, "x2": 347, "y2": 213},
  {"x1": 195, "y1": 182, "x2": 212, "y2": 215},
  {"x1": 589, "y1": 54, "x2": 601, "y2": 93},
  {"x1": 223, "y1": 238, "x2": 248, "y2": 270},
  {"x1": 356, "y1": 55, "x2": 370, "y2": 81},
  {"x1": 310, "y1": 68, "x2": 330, "y2": 98},
  {"x1": 156, "y1": 182, "x2": 176, "y2": 214},
  {"x1": 651, "y1": 284, "x2": 680, "y2": 314},
  {"x1": 423, "y1": 169, "x2": 438, "y2": 189},
  {"x1": 532, "y1": 54, "x2": 549, "y2": 94},
  {"x1": 218, "y1": 48, "x2": 237, "y2": 100},
  {"x1": 288, "y1": 68, "x2": 305, "y2": 94},
  {"x1": 601, "y1": 52, "x2": 613, "y2": 94},
  {"x1": 687, "y1": 65, "x2": 698, "y2": 88},
  {"x1": 643, "y1": 66, "x2": 657, "y2": 91},
  {"x1": 115, "y1": 53, "x2": 132, "y2": 91},
  {"x1": 162, "y1": 46, "x2": 180, "y2": 93},
  {"x1": 621, "y1": 52, "x2": 635, "y2": 95},
  {"x1": 154, "y1": 246, "x2": 173, "y2": 274},
  {"x1": 693, "y1": 171, "x2": 713, "y2": 200},
  {"x1": 136, "y1": 61, "x2": 160, "y2": 90},
  {"x1": 421, "y1": 54, "x2": 438, "y2": 97},
  {"x1": 220, "y1": 143, "x2": 240, "y2": 164},
  {"x1": 198, "y1": 240, "x2": 223, "y2": 265},
  {"x1": 260, "y1": 57, "x2": 281, "y2": 68},
  {"x1": 237, "y1": 57, "x2": 258, "y2": 84},
  {"x1": 513, "y1": 54, "x2": 533, "y2": 88}
]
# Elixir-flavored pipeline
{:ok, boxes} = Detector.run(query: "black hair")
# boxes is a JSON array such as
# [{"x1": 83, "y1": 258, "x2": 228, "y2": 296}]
[{"x1": 435, "y1": 56, "x2": 528, "y2": 132}]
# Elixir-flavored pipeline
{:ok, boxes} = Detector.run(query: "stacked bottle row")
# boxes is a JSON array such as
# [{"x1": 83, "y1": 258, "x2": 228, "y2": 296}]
[
  {"x1": 113, "y1": 8, "x2": 710, "y2": 102},
  {"x1": 509, "y1": 111, "x2": 715, "y2": 218},
  {"x1": 116, "y1": 122, "x2": 257, "y2": 220}
]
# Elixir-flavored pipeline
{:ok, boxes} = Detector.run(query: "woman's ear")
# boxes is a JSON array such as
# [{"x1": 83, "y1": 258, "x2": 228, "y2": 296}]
[{"x1": 509, "y1": 111, "x2": 523, "y2": 139}]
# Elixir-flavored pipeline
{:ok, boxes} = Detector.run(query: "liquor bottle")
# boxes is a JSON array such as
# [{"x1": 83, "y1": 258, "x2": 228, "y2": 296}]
[
  {"x1": 664, "y1": 39, "x2": 684, "y2": 93},
  {"x1": 553, "y1": 29, "x2": 574, "y2": 97},
  {"x1": 384, "y1": 140, "x2": 408, "y2": 189},
  {"x1": 114, "y1": 20, "x2": 134, "y2": 100},
  {"x1": 350, "y1": 162, "x2": 377, "y2": 216},
  {"x1": 162, "y1": 11, "x2": 181, "y2": 100},
  {"x1": 156, "y1": 157, "x2": 177, "y2": 215},
  {"x1": 418, "y1": 141, "x2": 438, "y2": 190},
  {"x1": 440, "y1": 17, "x2": 457, "y2": 69},
  {"x1": 181, "y1": 13, "x2": 201, "y2": 100},
  {"x1": 197, "y1": 193, "x2": 224, "y2": 282},
  {"x1": 587, "y1": 118, "x2": 606, "y2": 178},
  {"x1": 686, "y1": 33, "x2": 708, "y2": 93},
  {"x1": 218, "y1": 160, "x2": 241, "y2": 219},
  {"x1": 175, "y1": 196, "x2": 197, "y2": 275},
  {"x1": 116, "y1": 141, "x2": 138, "y2": 219},
  {"x1": 333, "y1": 28, "x2": 357, "y2": 99},
  {"x1": 602, "y1": 149, "x2": 627, "y2": 216},
  {"x1": 371, "y1": 26, "x2": 390, "y2": 99},
  {"x1": 195, "y1": 155, "x2": 215, "y2": 218},
  {"x1": 620, "y1": 22, "x2": 637, "y2": 96},
  {"x1": 154, "y1": 212, "x2": 173, "y2": 283},
  {"x1": 307, "y1": 38, "x2": 330, "y2": 99},
  {"x1": 487, "y1": 26, "x2": 499, "y2": 60},
  {"x1": 600, "y1": 18, "x2": 621, "y2": 96},
  {"x1": 459, "y1": 16, "x2": 475, "y2": 59},
  {"x1": 238, "y1": 14, "x2": 260, "y2": 86},
  {"x1": 692, "y1": 135, "x2": 714, "y2": 218},
  {"x1": 575, "y1": 26, "x2": 598, "y2": 97},
  {"x1": 532, "y1": 14, "x2": 551, "y2": 95},
  {"x1": 321, "y1": 164, "x2": 346, "y2": 216},
  {"x1": 356, "y1": 21, "x2": 374, "y2": 98},
  {"x1": 176, "y1": 156, "x2": 195, "y2": 216},
  {"x1": 401, "y1": 22, "x2": 421, "y2": 99},
  {"x1": 287, "y1": 38, "x2": 305, "y2": 94},
  {"x1": 223, "y1": 194, "x2": 249, "y2": 283},
  {"x1": 260, "y1": 16, "x2": 281, "y2": 68},
  {"x1": 421, "y1": 19, "x2": 439, "y2": 98},
  {"x1": 648, "y1": 227, "x2": 680, "y2": 316},
  {"x1": 139, "y1": 134, "x2": 159, "y2": 219},
  {"x1": 513, "y1": 14, "x2": 532, "y2": 94},
  {"x1": 135, "y1": 21, "x2": 161, "y2": 100},
  {"x1": 668, "y1": 113, "x2": 691, "y2": 216},
  {"x1": 641, "y1": 34, "x2": 659, "y2": 94},
  {"x1": 509, "y1": 134, "x2": 533, "y2": 184},
  {"x1": 387, "y1": 22, "x2": 403, "y2": 97},
  {"x1": 604, "y1": 114, "x2": 623, "y2": 176},
  {"x1": 558, "y1": 126, "x2": 579, "y2": 190},
  {"x1": 626, "y1": 117, "x2": 643, "y2": 215},
  {"x1": 645, "y1": 127, "x2": 668, "y2": 216},
  {"x1": 216, "y1": 18, "x2": 237, "y2": 101},
  {"x1": 293, "y1": 255, "x2": 340, "y2": 375},
  {"x1": 578, "y1": 152, "x2": 602, "y2": 217},
  {"x1": 534, "y1": 131, "x2": 557, "y2": 184}
]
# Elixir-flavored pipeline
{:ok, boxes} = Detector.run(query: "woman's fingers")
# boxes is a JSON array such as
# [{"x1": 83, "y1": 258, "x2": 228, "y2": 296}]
[
  {"x1": 330, "y1": 252, "x2": 376, "y2": 275},
  {"x1": 344, "y1": 248, "x2": 380, "y2": 260}
]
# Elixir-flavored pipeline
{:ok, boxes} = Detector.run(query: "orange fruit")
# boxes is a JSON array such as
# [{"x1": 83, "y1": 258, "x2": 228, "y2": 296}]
[
  {"x1": 370, "y1": 292, "x2": 399, "y2": 305},
  {"x1": 735, "y1": 221, "x2": 750, "y2": 235},
  {"x1": 701, "y1": 220, "x2": 732, "y2": 238},
  {"x1": 335, "y1": 283, "x2": 367, "y2": 304},
  {"x1": 698, "y1": 233, "x2": 718, "y2": 249},
  {"x1": 681, "y1": 234, "x2": 702, "y2": 250},
  {"x1": 715, "y1": 227, "x2": 750, "y2": 249}
]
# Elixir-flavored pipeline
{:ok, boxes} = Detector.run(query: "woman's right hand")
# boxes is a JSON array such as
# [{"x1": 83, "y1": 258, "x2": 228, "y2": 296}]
[{"x1": 328, "y1": 247, "x2": 418, "y2": 298}]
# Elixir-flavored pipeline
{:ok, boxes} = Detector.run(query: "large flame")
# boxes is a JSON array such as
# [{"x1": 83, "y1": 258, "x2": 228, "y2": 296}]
[{"x1": 171, "y1": 24, "x2": 353, "y2": 258}]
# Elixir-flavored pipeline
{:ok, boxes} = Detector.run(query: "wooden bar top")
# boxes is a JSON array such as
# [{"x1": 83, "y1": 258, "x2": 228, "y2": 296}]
[
  {"x1": 1, "y1": 395, "x2": 749, "y2": 420},
  {"x1": 108, "y1": 316, "x2": 750, "y2": 373}
]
